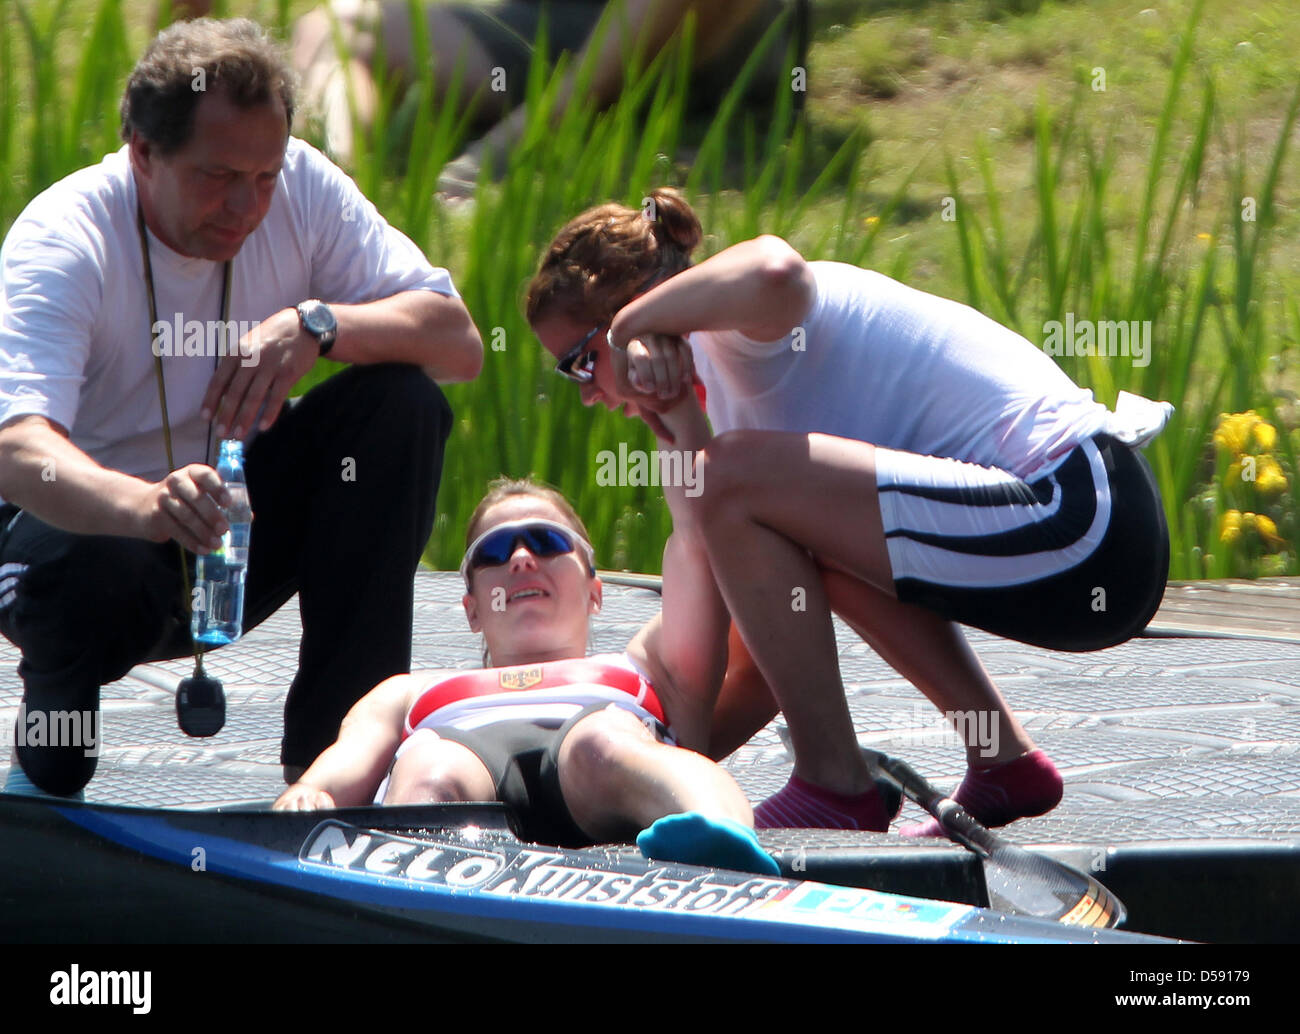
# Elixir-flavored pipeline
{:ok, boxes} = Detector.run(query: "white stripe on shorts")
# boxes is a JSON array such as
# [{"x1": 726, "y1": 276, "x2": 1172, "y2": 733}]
[
  {"x1": 876, "y1": 439, "x2": 1110, "y2": 590},
  {"x1": 877, "y1": 457, "x2": 1065, "y2": 539}
]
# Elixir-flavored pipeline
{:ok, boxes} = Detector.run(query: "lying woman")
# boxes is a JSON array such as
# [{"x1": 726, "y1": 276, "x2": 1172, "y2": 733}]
[
  {"x1": 527, "y1": 187, "x2": 1171, "y2": 834},
  {"x1": 274, "y1": 477, "x2": 778, "y2": 875}
]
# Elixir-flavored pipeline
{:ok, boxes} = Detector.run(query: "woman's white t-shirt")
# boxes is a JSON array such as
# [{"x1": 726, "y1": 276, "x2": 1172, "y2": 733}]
[{"x1": 689, "y1": 261, "x2": 1165, "y2": 479}]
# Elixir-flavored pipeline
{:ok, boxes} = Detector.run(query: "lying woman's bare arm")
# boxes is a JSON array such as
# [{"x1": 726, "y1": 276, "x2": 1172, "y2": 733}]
[
  {"x1": 273, "y1": 674, "x2": 422, "y2": 810},
  {"x1": 626, "y1": 383, "x2": 730, "y2": 753}
]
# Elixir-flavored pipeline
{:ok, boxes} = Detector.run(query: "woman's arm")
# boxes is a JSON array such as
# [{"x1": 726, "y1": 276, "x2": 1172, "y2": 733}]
[
  {"x1": 272, "y1": 674, "x2": 417, "y2": 809},
  {"x1": 610, "y1": 235, "x2": 815, "y2": 348},
  {"x1": 622, "y1": 362, "x2": 785, "y2": 757}
]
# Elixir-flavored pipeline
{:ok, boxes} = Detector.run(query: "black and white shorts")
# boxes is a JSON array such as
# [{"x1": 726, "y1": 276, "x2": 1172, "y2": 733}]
[{"x1": 875, "y1": 434, "x2": 1168, "y2": 651}]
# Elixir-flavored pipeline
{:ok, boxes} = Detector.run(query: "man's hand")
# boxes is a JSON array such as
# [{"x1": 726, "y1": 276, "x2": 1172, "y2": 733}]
[
  {"x1": 273, "y1": 783, "x2": 337, "y2": 811},
  {"x1": 136, "y1": 463, "x2": 233, "y2": 554},
  {"x1": 200, "y1": 307, "x2": 319, "y2": 439}
]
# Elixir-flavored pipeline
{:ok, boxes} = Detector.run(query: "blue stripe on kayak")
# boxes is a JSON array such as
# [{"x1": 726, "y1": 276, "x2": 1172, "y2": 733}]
[{"x1": 56, "y1": 808, "x2": 1057, "y2": 943}]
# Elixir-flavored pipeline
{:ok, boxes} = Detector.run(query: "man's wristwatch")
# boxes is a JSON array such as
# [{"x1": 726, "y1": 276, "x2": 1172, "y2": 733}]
[{"x1": 296, "y1": 299, "x2": 338, "y2": 356}]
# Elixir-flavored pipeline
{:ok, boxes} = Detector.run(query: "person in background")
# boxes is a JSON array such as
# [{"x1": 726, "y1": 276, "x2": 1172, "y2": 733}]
[{"x1": 288, "y1": 0, "x2": 807, "y2": 192}]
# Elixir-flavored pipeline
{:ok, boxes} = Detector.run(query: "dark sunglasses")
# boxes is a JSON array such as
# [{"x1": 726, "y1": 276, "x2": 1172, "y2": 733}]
[
  {"x1": 553, "y1": 325, "x2": 603, "y2": 384},
  {"x1": 552, "y1": 276, "x2": 668, "y2": 384},
  {"x1": 460, "y1": 519, "x2": 596, "y2": 582}
]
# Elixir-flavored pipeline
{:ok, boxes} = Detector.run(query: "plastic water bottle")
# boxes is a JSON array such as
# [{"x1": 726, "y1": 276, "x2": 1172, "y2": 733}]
[{"x1": 191, "y1": 439, "x2": 252, "y2": 645}]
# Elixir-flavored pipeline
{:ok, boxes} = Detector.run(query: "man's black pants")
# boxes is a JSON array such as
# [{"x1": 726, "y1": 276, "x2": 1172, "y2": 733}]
[{"x1": 0, "y1": 364, "x2": 452, "y2": 795}]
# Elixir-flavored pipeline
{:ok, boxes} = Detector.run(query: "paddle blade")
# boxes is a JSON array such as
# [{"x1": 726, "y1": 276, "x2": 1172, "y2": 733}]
[{"x1": 982, "y1": 840, "x2": 1127, "y2": 928}]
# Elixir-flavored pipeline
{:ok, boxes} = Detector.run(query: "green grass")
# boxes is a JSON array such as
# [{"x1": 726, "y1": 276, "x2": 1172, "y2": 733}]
[{"x1": 2, "y1": 0, "x2": 1298, "y2": 578}]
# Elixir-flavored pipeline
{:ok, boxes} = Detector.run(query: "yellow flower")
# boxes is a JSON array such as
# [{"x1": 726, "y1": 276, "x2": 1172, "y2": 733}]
[
  {"x1": 1220, "y1": 509, "x2": 1243, "y2": 544},
  {"x1": 1214, "y1": 411, "x2": 1275, "y2": 459},
  {"x1": 864, "y1": 216, "x2": 880, "y2": 227},
  {"x1": 1256, "y1": 456, "x2": 1288, "y2": 494},
  {"x1": 1197, "y1": 232, "x2": 1213, "y2": 242},
  {"x1": 1254, "y1": 514, "x2": 1285, "y2": 549},
  {"x1": 1214, "y1": 412, "x2": 1251, "y2": 456}
]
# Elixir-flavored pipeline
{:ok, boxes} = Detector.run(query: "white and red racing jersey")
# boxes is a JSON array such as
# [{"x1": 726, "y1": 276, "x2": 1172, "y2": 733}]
[{"x1": 403, "y1": 652, "x2": 669, "y2": 739}]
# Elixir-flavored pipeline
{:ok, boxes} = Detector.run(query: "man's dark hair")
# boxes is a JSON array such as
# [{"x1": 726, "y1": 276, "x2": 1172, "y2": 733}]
[{"x1": 120, "y1": 18, "x2": 296, "y2": 154}]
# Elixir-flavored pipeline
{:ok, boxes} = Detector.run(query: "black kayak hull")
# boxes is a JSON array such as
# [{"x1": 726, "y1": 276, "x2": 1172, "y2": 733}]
[{"x1": 0, "y1": 794, "x2": 1166, "y2": 943}]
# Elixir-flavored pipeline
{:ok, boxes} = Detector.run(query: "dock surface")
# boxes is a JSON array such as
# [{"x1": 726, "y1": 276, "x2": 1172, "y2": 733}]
[{"x1": 1, "y1": 573, "x2": 1296, "y2": 852}]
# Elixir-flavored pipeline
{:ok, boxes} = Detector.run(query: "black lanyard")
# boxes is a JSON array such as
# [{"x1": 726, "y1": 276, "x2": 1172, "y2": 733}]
[
  {"x1": 135, "y1": 202, "x2": 231, "y2": 472},
  {"x1": 135, "y1": 202, "x2": 232, "y2": 662}
]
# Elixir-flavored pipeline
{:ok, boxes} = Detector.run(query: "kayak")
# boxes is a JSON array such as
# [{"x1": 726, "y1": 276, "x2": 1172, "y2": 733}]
[{"x1": 0, "y1": 794, "x2": 1165, "y2": 943}]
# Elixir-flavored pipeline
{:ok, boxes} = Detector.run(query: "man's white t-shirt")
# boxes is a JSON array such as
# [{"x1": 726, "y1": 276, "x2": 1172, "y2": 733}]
[
  {"x1": 0, "y1": 139, "x2": 458, "y2": 489},
  {"x1": 689, "y1": 262, "x2": 1165, "y2": 480}
]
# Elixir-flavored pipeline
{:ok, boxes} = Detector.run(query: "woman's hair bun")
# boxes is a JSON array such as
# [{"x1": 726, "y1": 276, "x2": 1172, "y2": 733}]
[
  {"x1": 647, "y1": 187, "x2": 702, "y2": 256},
  {"x1": 527, "y1": 188, "x2": 702, "y2": 322}
]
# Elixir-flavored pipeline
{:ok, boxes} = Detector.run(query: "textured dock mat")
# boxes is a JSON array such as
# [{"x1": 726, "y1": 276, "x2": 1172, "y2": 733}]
[
  {"x1": 2, "y1": 571, "x2": 1298, "y2": 940},
  {"x1": 3, "y1": 572, "x2": 1298, "y2": 830}
]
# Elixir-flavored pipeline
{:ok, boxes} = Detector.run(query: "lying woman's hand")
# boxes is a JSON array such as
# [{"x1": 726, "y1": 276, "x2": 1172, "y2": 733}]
[
  {"x1": 630, "y1": 401, "x2": 675, "y2": 443},
  {"x1": 609, "y1": 332, "x2": 695, "y2": 404},
  {"x1": 272, "y1": 783, "x2": 337, "y2": 811},
  {"x1": 633, "y1": 380, "x2": 712, "y2": 447}
]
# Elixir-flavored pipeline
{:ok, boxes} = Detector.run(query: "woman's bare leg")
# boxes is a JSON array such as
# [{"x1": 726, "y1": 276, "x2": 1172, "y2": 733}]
[
  {"x1": 557, "y1": 705, "x2": 751, "y2": 842},
  {"x1": 693, "y1": 431, "x2": 891, "y2": 796},
  {"x1": 383, "y1": 729, "x2": 495, "y2": 804},
  {"x1": 707, "y1": 622, "x2": 779, "y2": 761},
  {"x1": 820, "y1": 569, "x2": 1035, "y2": 767},
  {"x1": 693, "y1": 430, "x2": 1060, "y2": 827},
  {"x1": 705, "y1": 577, "x2": 1036, "y2": 767},
  {"x1": 292, "y1": 1, "x2": 503, "y2": 162}
]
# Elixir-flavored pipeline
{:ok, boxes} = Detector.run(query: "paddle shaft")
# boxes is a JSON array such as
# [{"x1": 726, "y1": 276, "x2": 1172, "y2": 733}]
[
  {"x1": 873, "y1": 753, "x2": 997, "y2": 857},
  {"x1": 867, "y1": 748, "x2": 1127, "y2": 927}
]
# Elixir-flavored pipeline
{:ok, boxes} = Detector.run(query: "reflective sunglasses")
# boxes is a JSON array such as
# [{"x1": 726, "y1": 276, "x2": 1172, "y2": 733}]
[
  {"x1": 460, "y1": 519, "x2": 596, "y2": 582},
  {"x1": 552, "y1": 275, "x2": 670, "y2": 384},
  {"x1": 553, "y1": 325, "x2": 603, "y2": 384}
]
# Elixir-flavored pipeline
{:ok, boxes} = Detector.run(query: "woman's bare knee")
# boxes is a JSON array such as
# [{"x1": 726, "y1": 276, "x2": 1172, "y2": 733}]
[
  {"x1": 559, "y1": 706, "x2": 655, "y2": 781},
  {"x1": 384, "y1": 734, "x2": 494, "y2": 804}
]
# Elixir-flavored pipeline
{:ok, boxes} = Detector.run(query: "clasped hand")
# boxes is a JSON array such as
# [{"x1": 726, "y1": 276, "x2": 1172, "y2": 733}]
[{"x1": 200, "y1": 306, "x2": 319, "y2": 440}]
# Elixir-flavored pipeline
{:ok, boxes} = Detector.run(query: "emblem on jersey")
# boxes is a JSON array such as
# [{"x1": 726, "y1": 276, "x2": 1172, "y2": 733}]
[{"x1": 499, "y1": 666, "x2": 543, "y2": 690}]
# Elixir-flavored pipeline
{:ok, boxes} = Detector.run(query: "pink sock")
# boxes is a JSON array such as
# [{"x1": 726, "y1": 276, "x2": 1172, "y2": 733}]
[
  {"x1": 754, "y1": 775, "x2": 895, "y2": 832},
  {"x1": 900, "y1": 749, "x2": 1063, "y2": 838}
]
